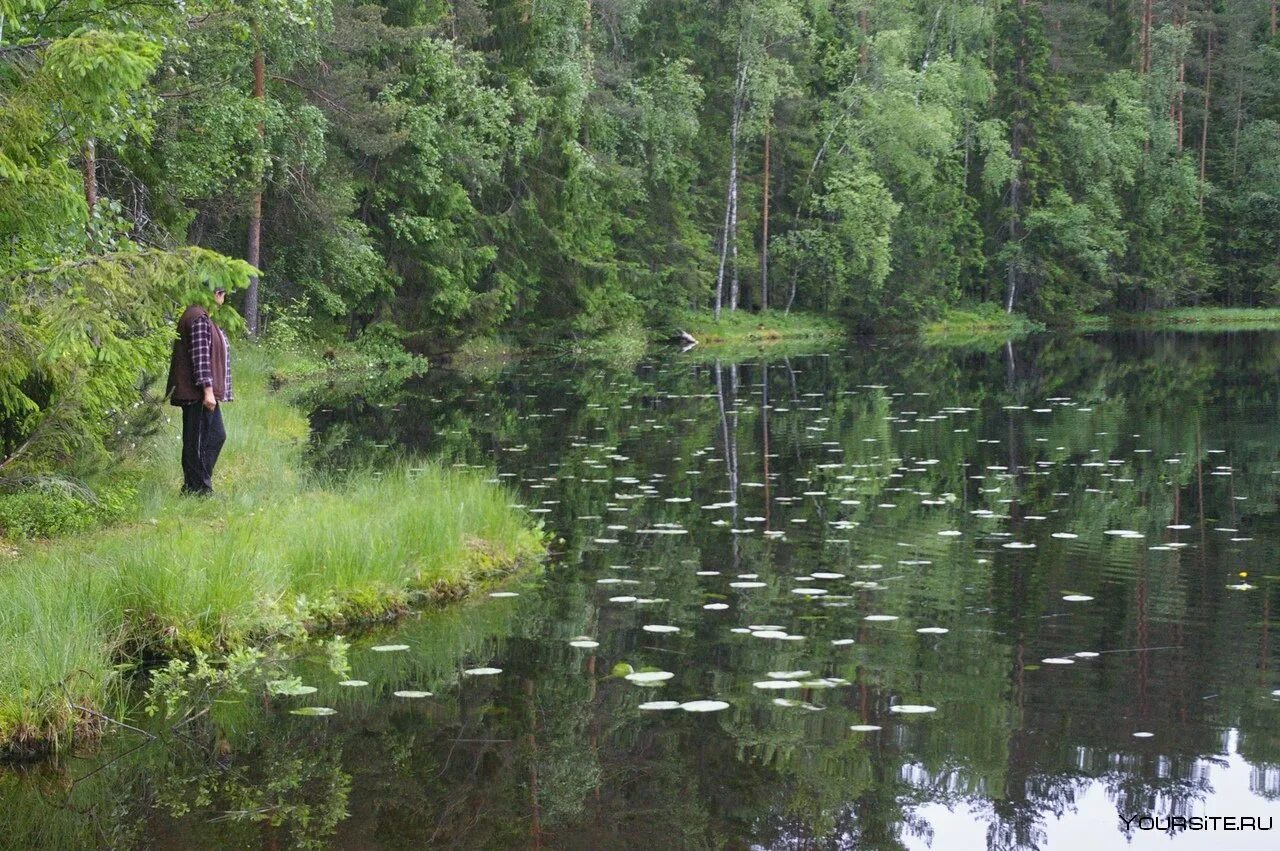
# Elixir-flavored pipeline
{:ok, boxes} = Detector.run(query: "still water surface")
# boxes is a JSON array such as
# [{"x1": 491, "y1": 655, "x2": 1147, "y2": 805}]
[{"x1": 5, "y1": 331, "x2": 1280, "y2": 849}]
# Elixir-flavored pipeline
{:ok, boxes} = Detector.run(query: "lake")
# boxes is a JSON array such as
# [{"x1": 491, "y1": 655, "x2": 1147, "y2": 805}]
[{"x1": 4, "y1": 330, "x2": 1279, "y2": 849}]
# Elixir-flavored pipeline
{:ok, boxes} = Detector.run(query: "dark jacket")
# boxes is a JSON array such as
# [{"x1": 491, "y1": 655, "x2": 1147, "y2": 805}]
[{"x1": 167, "y1": 305, "x2": 231, "y2": 405}]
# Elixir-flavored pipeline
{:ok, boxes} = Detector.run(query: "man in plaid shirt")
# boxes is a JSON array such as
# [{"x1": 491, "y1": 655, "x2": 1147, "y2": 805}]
[{"x1": 166, "y1": 286, "x2": 234, "y2": 495}]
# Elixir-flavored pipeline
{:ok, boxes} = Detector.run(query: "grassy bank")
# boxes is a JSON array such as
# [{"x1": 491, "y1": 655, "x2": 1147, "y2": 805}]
[
  {"x1": 672, "y1": 309, "x2": 845, "y2": 346},
  {"x1": 0, "y1": 347, "x2": 542, "y2": 758},
  {"x1": 1075, "y1": 307, "x2": 1280, "y2": 331},
  {"x1": 920, "y1": 305, "x2": 1046, "y2": 345}
]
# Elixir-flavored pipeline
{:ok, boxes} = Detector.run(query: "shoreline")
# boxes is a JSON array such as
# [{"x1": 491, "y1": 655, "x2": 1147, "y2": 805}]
[
  {"x1": 671, "y1": 309, "x2": 846, "y2": 347},
  {"x1": 1073, "y1": 307, "x2": 1280, "y2": 331},
  {"x1": 0, "y1": 346, "x2": 543, "y2": 759},
  {"x1": 434, "y1": 305, "x2": 1280, "y2": 366},
  {"x1": 923, "y1": 305, "x2": 1280, "y2": 344}
]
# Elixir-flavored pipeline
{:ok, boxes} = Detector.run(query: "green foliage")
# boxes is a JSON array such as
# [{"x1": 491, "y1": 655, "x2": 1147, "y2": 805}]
[
  {"x1": 0, "y1": 475, "x2": 137, "y2": 539},
  {"x1": 1, "y1": 248, "x2": 253, "y2": 476},
  {"x1": 5, "y1": 0, "x2": 1276, "y2": 368},
  {"x1": 5, "y1": 0, "x2": 1280, "y2": 529}
]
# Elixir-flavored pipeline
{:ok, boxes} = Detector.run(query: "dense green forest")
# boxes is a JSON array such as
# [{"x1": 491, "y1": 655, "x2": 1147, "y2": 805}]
[{"x1": 4, "y1": 0, "x2": 1280, "y2": 487}]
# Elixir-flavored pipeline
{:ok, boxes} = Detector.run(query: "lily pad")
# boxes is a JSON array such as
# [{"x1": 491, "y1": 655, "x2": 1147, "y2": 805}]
[
  {"x1": 680, "y1": 700, "x2": 730, "y2": 712},
  {"x1": 394, "y1": 690, "x2": 432, "y2": 698},
  {"x1": 464, "y1": 667, "x2": 502, "y2": 676},
  {"x1": 625, "y1": 670, "x2": 674, "y2": 684},
  {"x1": 290, "y1": 707, "x2": 337, "y2": 716},
  {"x1": 889, "y1": 704, "x2": 937, "y2": 714},
  {"x1": 370, "y1": 644, "x2": 410, "y2": 652},
  {"x1": 268, "y1": 680, "x2": 317, "y2": 697}
]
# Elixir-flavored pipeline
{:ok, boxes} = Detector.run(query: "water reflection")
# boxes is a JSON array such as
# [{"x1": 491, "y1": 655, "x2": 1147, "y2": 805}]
[{"x1": 3, "y1": 331, "x2": 1279, "y2": 849}]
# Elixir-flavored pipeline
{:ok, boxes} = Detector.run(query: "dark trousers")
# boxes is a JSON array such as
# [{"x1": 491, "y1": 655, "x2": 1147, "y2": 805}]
[{"x1": 180, "y1": 403, "x2": 226, "y2": 493}]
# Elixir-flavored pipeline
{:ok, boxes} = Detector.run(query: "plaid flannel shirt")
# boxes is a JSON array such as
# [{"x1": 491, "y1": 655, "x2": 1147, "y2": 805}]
[{"x1": 189, "y1": 314, "x2": 234, "y2": 400}]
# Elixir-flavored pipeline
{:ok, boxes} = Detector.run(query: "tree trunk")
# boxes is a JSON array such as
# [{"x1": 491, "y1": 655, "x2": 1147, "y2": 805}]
[
  {"x1": 1176, "y1": 40, "x2": 1185, "y2": 151},
  {"x1": 859, "y1": 9, "x2": 869, "y2": 70},
  {"x1": 1231, "y1": 68, "x2": 1244, "y2": 182},
  {"x1": 1006, "y1": 0, "x2": 1028, "y2": 314},
  {"x1": 582, "y1": 0, "x2": 592, "y2": 147},
  {"x1": 245, "y1": 44, "x2": 266, "y2": 337},
  {"x1": 715, "y1": 60, "x2": 747, "y2": 319},
  {"x1": 1146, "y1": 0, "x2": 1157, "y2": 72},
  {"x1": 714, "y1": 173, "x2": 731, "y2": 319},
  {"x1": 81, "y1": 138, "x2": 97, "y2": 224},
  {"x1": 761, "y1": 128, "x2": 771, "y2": 311},
  {"x1": 1199, "y1": 30, "x2": 1212, "y2": 209},
  {"x1": 728, "y1": 144, "x2": 740, "y2": 312}
]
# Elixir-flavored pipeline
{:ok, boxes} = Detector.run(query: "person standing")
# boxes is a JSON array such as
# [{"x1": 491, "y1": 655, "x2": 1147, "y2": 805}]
[{"x1": 166, "y1": 286, "x2": 233, "y2": 495}]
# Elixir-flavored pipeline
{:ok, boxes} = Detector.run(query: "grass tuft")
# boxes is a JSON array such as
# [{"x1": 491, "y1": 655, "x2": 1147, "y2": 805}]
[
  {"x1": 920, "y1": 305, "x2": 1045, "y2": 345},
  {"x1": 672, "y1": 309, "x2": 845, "y2": 346}
]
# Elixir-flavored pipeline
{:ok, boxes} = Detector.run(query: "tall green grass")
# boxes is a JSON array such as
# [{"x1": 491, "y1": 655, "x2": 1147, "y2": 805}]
[
  {"x1": 0, "y1": 347, "x2": 541, "y2": 756},
  {"x1": 920, "y1": 305, "x2": 1046, "y2": 344},
  {"x1": 674, "y1": 309, "x2": 846, "y2": 345}
]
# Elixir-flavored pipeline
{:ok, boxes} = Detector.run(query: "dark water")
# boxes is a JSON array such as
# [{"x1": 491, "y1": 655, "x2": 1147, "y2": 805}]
[{"x1": 5, "y1": 331, "x2": 1280, "y2": 850}]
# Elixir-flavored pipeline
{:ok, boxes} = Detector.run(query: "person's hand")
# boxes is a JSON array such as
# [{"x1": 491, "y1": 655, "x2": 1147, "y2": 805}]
[{"x1": 203, "y1": 387, "x2": 217, "y2": 411}]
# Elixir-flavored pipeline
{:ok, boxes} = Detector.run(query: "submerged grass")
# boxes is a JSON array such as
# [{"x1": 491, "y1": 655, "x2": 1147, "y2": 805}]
[
  {"x1": 0, "y1": 347, "x2": 542, "y2": 757},
  {"x1": 673, "y1": 309, "x2": 845, "y2": 346}
]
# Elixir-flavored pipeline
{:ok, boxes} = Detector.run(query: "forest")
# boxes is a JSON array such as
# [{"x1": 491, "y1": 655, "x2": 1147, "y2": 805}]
[
  {"x1": 3, "y1": 1, "x2": 1280, "y2": 825},
  {"x1": 3, "y1": 0, "x2": 1280, "y2": 487}
]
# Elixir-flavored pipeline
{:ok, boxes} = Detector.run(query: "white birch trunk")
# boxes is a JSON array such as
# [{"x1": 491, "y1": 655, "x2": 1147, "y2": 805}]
[{"x1": 715, "y1": 57, "x2": 749, "y2": 319}]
